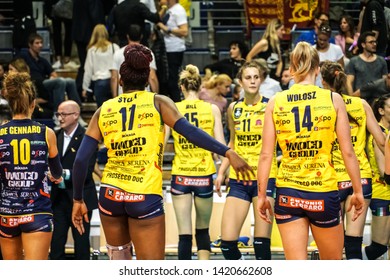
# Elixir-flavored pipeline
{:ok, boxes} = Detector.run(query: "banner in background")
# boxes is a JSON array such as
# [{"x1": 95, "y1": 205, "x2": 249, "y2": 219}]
[{"x1": 244, "y1": 0, "x2": 329, "y2": 36}]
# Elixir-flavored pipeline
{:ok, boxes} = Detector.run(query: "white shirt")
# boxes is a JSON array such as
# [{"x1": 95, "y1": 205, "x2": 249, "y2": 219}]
[
  {"x1": 111, "y1": 45, "x2": 157, "y2": 95},
  {"x1": 314, "y1": 43, "x2": 344, "y2": 63},
  {"x1": 163, "y1": 3, "x2": 187, "y2": 52},
  {"x1": 82, "y1": 43, "x2": 120, "y2": 91},
  {"x1": 259, "y1": 76, "x2": 282, "y2": 99},
  {"x1": 62, "y1": 124, "x2": 78, "y2": 156}
]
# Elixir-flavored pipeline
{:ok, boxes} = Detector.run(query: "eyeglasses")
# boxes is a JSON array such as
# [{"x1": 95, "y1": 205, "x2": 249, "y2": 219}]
[
  {"x1": 366, "y1": 40, "x2": 377, "y2": 44},
  {"x1": 55, "y1": 112, "x2": 76, "y2": 118}
]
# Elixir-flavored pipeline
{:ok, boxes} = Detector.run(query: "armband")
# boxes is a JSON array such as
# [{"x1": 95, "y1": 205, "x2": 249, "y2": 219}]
[
  {"x1": 173, "y1": 117, "x2": 230, "y2": 156},
  {"x1": 48, "y1": 154, "x2": 63, "y2": 179},
  {"x1": 73, "y1": 135, "x2": 99, "y2": 201}
]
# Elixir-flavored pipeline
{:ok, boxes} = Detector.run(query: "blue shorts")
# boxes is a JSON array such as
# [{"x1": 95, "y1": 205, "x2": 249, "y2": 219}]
[
  {"x1": 98, "y1": 186, "x2": 164, "y2": 219},
  {"x1": 338, "y1": 178, "x2": 372, "y2": 202},
  {"x1": 171, "y1": 175, "x2": 214, "y2": 198},
  {"x1": 369, "y1": 199, "x2": 390, "y2": 216},
  {"x1": 0, "y1": 213, "x2": 53, "y2": 238},
  {"x1": 227, "y1": 178, "x2": 276, "y2": 202},
  {"x1": 274, "y1": 187, "x2": 342, "y2": 228}
]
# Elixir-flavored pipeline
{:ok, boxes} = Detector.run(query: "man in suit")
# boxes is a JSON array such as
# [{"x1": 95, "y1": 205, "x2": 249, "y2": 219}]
[{"x1": 49, "y1": 100, "x2": 99, "y2": 260}]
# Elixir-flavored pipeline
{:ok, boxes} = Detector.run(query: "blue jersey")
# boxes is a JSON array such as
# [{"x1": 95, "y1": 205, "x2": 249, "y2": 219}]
[{"x1": 0, "y1": 119, "x2": 52, "y2": 215}]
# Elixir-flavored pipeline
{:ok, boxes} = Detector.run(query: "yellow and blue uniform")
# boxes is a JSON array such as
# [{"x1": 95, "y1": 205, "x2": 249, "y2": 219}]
[
  {"x1": 171, "y1": 99, "x2": 215, "y2": 198},
  {"x1": 0, "y1": 119, "x2": 53, "y2": 237},
  {"x1": 273, "y1": 84, "x2": 340, "y2": 227},
  {"x1": 368, "y1": 124, "x2": 390, "y2": 216},
  {"x1": 228, "y1": 95, "x2": 277, "y2": 201},
  {"x1": 98, "y1": 91, "x2": 165, "y2": 219},
  {"x1": 332, "y1": 95, "x2": 372, "y2": 201}
]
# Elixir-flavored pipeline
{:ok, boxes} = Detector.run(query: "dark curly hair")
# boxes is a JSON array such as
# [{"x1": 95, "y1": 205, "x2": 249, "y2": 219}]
[{"x1": 119, "y1": 43, "x2": 152, "y2": 91}]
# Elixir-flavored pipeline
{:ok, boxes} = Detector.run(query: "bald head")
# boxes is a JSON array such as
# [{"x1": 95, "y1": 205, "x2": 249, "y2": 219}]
[{"x1": 57, "y1": 100, "x2": 81, "y2": 133}]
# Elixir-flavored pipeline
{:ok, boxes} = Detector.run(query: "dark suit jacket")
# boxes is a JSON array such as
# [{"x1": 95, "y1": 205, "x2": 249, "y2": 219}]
[{"x1": 50, "y1": 125, "x2": 98, "y2": 211}]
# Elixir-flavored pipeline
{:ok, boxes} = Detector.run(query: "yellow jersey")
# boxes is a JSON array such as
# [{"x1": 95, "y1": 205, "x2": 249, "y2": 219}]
[
  {"x1": 98, "y1": 91, "x2": 165, "y2": 196},
  {"x1": 230, "y1": 96, "x2": 277, "y2": 180},
  {"x1": 332, "y1": 95, "x2": 372, "y2": 180},
  {"x1": 368, "y1": 124, "x2": 390, "y2": 200},
  {"x1": 171, "y1": 99, "x2": 216, "y2": 176},
  {"x1": 274, "y1": 84, "x2": 337, "y2": 192}
]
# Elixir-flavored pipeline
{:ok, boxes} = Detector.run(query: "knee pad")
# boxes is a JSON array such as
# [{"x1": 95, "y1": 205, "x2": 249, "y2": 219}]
[
  {"x1": 220, "y1": 240, "x2": 242, "y2": 260},
  {"x1": 195, "y1": 228, "x2": 211, "y2": 252},
  {"x1": 106, "y1": 243, "x2": 132, "y2": 260},
  {"x1": 253, "y1": 237, "x2": 271, "y2": 260},
  {"x1": 178, "y1": 234, "x2": 193, "y2": 260},
  {"x1": 344, "y1": 235, "x2": 363, "y2": 260},
  {"x1": 365, "y1": 241, "x2": 388, "y2": 260}
]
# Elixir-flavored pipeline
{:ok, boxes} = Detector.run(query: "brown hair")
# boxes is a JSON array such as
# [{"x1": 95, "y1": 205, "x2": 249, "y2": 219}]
[
  {"x1": 119, "y1": 44, "x2": 152, "y2": 91},
  {"x1": 3, "y1": 71, "x2": 36, "y2": 115},
  {"x1": 320, "y1": 60, "x2": 358, "y2": 125},
  {"x1": 236, "y1": 61, "x2": 264, "y2": 81}
]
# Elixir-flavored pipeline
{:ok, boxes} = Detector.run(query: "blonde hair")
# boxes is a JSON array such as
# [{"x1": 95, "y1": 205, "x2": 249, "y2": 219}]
[
  {"x1": 178, "y1": 64, "x2": 202, "y2": 92},
  {"x1": 204, "y1": 74, "x2": 232, "y2": 89},
  {"x1": 3, "y1": 72, "x2": 36, "y2": 115},
  {"x1": 87, "y1": 24, "x2": 110, "y2": 51},
  {"x1": 289, "y1": 42, "x2": 319, "y2": 83},
  {"x1": 262, "y1": 18, "x2": 283, "y2": 58},
  {"x1": 9, "y1": 57, "x2": 30, "y2": 74}
]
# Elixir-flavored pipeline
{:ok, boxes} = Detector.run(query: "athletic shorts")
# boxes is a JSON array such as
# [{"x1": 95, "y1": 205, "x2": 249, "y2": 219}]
[
  {"x1": 369, "y1": 199, "x2": 390, "y2": 216},
  {"x1": 0, "y1": 213, "x2": 53, "y2": 238},
  {"x1": 227, "y1": 178, "x2": 276, "y2": 202},
  {"x1": 98, "y1": 186, "x2": 164, "y2": 219},
  {"x1": 338, "y1": 178, "x2": 372, "y2": 202},
  {"x1": 274, "y1": 187, "x2": 342, "y2": 228},
  {"x1": 171, "y1": 175, "x2": 214, "y2": 198}
]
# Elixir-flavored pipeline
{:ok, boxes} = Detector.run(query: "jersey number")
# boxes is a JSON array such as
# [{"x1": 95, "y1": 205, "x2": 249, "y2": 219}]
[
  {"x1": 291, "y1": 105, "x2": 313, "y2": 132},
  {"x1": 119, "y1": 105, "x2": 136, "y2": 131},
  {"x1": 10, "y1": 139, "x2": 30, "y2": 165},
  {"x1": 184, "y1": 112, "x2": 199, "y2": 127}
]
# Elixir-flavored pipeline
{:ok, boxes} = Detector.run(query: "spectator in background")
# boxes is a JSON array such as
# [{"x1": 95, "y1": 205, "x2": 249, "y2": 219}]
[
  {"x1": 111, "y1": 24, "x2": 159, "y2": 96},
  {"x1": 12, "y1": 0, "x2": 36, "y2": 54},
  {"x1": 254, "y1": 58, "x2": 282, "y2": 98},
  {"x1": 335, "y1": 14, "x2": 360, "y2": 65},
  {"x1": 45, "y1": 0, "x2": 77, "y2": 70},
  {"x1": 280, "y1": 68, "x2": 292, "y2": 90},
  {"x1": 49, "y1": 100, "x2": 99, "y2": 260},
  {"x1": 0, "y1": 61, "x2": 8, "y2": 93},
  {"x1": 157, "y1": 0, "x2": 188, "y2": 102},
  {"x1": 359, "y1": 0, "x2": 388, "y2": 57},
  {"x1": 204, "y1": 40, "x2": 248, "y2": 81},
  {"x1": 346, "y1": 31, "x2": 388, "y2": 104},
  {"x1": 109, "y1": 0, "x2": 168, "y2": 48},
  {"x1": 8, "y1": 57, "x2": 53, "y2": 119},
  {"x1": 314, "y1": 23, "x2": 344, "y2": 68},
  {"x1": 83, "y1": 24, "x2": 119, "y2": 108},
  {"x1": 294, "y1": 11, "x2": 335, "y2": 46},
  {"x1": 246, "y1": 18, "x2": 285, "y2": 80},
  {"x1": 199, "y1": 74, "x2": 231, "y2": 115},
  {"x1": 19, "y1": 33, "x2": 83, "y2": 118},
  {"x1": 72, "y1": 0, "x2": 105, "y2": 102}
]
